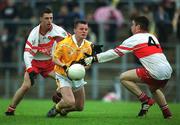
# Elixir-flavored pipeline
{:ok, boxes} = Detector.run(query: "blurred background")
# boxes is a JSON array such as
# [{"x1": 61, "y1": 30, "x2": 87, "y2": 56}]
[{"x1": 0, "y1": 0, "x2": 180, "y2": 102}]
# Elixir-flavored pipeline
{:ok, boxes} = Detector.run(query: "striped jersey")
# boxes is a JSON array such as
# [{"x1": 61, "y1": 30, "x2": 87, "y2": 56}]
[
  {"x1": 24, "y1": 23, "x2": 67, "y2": 69},
  {"x1": 97, "y1": 33, "x2": 172, "y2": 80}
]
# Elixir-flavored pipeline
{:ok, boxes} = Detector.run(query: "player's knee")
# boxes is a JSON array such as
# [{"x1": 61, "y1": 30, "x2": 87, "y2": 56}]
[
  {"x1": 120, "y1": 73, "x2": 128, "y2": 85},
  {"x1": 120, "y1": 73, "x2": 126, "y2": 82}
]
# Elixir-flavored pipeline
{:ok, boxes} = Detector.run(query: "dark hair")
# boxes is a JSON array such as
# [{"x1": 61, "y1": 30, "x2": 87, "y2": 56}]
[
  {"x1": 74, "y1": 20, "x2": 88, "y2": 28},
  {"x1": 133, "y1": 16, "x2": 149, "y2": 31},
  {"x1": 39, "y1": 7, "x2": 52, "y2": 17}
]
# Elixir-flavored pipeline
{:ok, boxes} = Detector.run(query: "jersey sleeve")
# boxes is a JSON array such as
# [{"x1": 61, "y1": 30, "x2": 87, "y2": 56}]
[
  {"x1": 24, "y1": 52, "x2": 34, "y2": 69},
  {"x1": 53, "y1": 24, "x2": 68, "y2": 39},
  {"x1": 53, "y1": 42, "x2": 64, "y2": 59},
  {"x1": 23, "y1": 28, "x2": 38, "y2": 69},
  {"x1": 114, "y1": 36, "x2": 136, "y2": 56},
  {"x1": 96, "y1": 36, "x2": 137, "y2": 63},
  {"x1": 97, "y1": 49, "x2": 119, "y2": 63}
]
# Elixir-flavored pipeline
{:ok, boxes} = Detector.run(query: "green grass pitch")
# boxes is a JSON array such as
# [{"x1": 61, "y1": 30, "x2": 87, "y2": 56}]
[{"x1": 0, "y1": 99, "x2": 180, "y2": 125}]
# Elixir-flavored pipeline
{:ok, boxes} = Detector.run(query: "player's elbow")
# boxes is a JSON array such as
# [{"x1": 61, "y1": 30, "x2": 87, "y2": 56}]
[{"x1": 120, "y1": 73, "x2": 125, "y2": 82}]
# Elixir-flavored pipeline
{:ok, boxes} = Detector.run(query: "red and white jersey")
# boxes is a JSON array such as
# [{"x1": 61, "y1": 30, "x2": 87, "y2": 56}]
[
  {"x1": 97, "y1": 33, "x2": 172, "y2": 80},
  {"x1": 24, "y1": 23, "x2": 67, "y2": 69}
]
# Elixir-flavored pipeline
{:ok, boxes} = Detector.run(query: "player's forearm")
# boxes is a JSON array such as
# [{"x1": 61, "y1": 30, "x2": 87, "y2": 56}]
[{"x1": 97, "y1": 49, "x2": 119, "y2": 63}]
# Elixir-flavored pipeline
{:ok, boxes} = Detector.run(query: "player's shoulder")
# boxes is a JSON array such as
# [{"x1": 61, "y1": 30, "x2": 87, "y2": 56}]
[
  {"x1": 58, "y1": 35, "x2": 72, "y2": 44},
  {"x1": 29, "y1": 25, "x2": 39, "y2": 33},
  {"x1": 52, "y1": 23, "x2": 66, "y2": 31},
  {"x1": 133, "y1": 32, "x2": 154, "y2": 38},
  {"x1": 27, "y1": 25, "x2": 40, "y2": 38}
]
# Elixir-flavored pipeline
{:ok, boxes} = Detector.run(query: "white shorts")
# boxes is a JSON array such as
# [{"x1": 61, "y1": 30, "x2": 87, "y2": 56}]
[{"x1": 55, "y1": 73, "x2": 87, "y2": 90}]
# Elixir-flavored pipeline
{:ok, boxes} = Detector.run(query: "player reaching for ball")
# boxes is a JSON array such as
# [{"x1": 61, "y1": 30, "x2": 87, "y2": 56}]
[
  {"x1": 47, "y1": 20, "x2": 102, "y2": 117},
  {"x1": 81, "y1": 16, "x2": 173, "y2": 119}
]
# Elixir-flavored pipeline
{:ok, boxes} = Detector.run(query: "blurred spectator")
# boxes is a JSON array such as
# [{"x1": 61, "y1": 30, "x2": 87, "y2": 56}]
[
  {"x1": 93, "y1": 2, "x2": 124, "y2": 43},
  {"x1": 172, "y1": 8, "x2": 180, "y2": 41},
  {"x1": 0, "y1": 0, "x2": 7, "y2": 12},
  {"x1": 55, "y1": 3, "x2": 83, "y2": 33},
  {"x1": 164, "y1": 0, "x2": 176, "y2": 21},
  {"x1": 0, "y1": 0, "x2": 19, "y2": 63},
  {"x1": 68, "y1": 3, "x2": 83, "y2": 32},
  {"x1": 87, "y1": 27, "x2": 97, "y2": 43},
  {"x1": 70, "y1": 4, "x2": 84, "y2": 20},
  {"x1": 85, "y1": 11, "x2": 99, "y2": 42},
  {"x1": 154, "y1": 4, "x2": 172, "y2": 44},
  {"x1": 129, "y1": 7, "x2": 141, "y2": 20},
  {"x1": 0, "y1": 28, "x2": 13, "y2": 63},
  {"x1": 140, "y1": 5, "x2": 156, "y2": 35},
  {"x1": 16, "y1": 1, "x2": 34, "y2": 20},
  {"x1": 0, "y1": 0, "x2": 19, "y2": 34},
  {"x1": 55, "y1": 5, "x2": 71, "y2": 31}
]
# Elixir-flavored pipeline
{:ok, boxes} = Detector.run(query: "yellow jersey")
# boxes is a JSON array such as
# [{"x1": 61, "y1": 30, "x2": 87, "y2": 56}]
[{"x1": 53, "y1": 35, "x2": 92, "y2": 76}]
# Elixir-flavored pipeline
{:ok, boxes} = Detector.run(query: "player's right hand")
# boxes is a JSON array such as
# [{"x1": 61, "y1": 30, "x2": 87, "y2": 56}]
[
  {"x1": 84, "y1": 57, "x2": 94, "y2": 65},
  {"x1": 62, "y1": 65, "x2": 69, "y2": 72},
  {"x1": 92, "y1": 44, "x2": 103, "y2": 55},
  {"x1": 77, "y1": 56, "x2": 98, "y2": 66}
]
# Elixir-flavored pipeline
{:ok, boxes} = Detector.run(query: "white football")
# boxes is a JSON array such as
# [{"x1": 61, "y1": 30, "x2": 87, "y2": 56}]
[{"x1": 67, "y1": 64, "x2": 86, "y2": 80}]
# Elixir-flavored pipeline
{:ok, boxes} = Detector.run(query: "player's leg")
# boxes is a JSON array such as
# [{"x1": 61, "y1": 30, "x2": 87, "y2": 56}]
[
  {"x1": 47, "y1": 86, "x2": 75, "y2": 117},
  {"x1": 73, "y1": 87, "x2": 85, "y2": 111},
  {"x1": 48, "y1": 70, "x2": 64, "y2": 103},
  {"x1": 59, "y1": 87, "x2": 85, "y2": 115},
  {"x1": 5, "y1": 72, "x2": 32, "y2": 115},
  {"x1": 47, "y1": 70, "x2": 63, "y2": 103},
  {"x1": 44, "y1": 62, "x2": 63, "y2": 103},
  {"x1": 151, "y1": 89, "x2": 172, "y2": 119},
  {"x1": 120, "y1": 68, "x2": 155, "y2": 117},
  {"x1": 120, "y1": 69, "x2": 143, "y2": 96}
]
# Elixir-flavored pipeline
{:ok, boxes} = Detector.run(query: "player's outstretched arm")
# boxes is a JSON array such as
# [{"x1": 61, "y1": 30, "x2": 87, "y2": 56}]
[{"x1": 82, "y1": 49, "x2": 120, "y2": 66}]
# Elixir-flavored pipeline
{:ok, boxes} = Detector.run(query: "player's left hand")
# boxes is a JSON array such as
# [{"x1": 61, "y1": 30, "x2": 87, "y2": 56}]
[
  {"x1": 84, "y1": 57, "x2": 94, "y2": 66},
  {"x1": 79, "y1": 56, "x2": 97, "y2": 66},
  {"x1": 92, "y1": 44, "x2": 103, "y2": 55},
  {"x1": 62, "y1": 65, "x2": 70, "y2": 74}
]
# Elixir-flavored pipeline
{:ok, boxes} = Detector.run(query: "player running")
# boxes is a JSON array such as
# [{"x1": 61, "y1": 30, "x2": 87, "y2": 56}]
[{"x1": 5, "y1": 8, "x2": 68, "y2": 116}]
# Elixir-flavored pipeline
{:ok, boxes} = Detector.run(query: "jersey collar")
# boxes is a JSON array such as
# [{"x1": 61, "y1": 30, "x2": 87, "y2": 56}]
[{"x1": 72, "y1": 35, "x2": 85, "y2": 47}]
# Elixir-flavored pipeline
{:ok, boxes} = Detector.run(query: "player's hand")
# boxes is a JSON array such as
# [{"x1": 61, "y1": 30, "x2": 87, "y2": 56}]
[
  {"x1": 62, "y1": 65, "x2": 73, "y2": 80},
  {"x1": 62, "y1": 65, "x2": 69, "y2": 72},
  {"x1": 92, "y1": 44, "x2": 103, "y2": 55},
  {"x1": 84, "y1": 57, "x2": 94, "y2": 65},
  {"x1": 78, "y1": 56, "x2": 98, "y2": 66},
  {"x1": 27, "y1": 67, "x2": 38, "y2": 86}
]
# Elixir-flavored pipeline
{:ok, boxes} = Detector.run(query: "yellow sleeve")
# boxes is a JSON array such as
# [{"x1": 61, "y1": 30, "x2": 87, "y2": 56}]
[{"x1": 53, "y1": 42, "x2": 63, "y2": 59}]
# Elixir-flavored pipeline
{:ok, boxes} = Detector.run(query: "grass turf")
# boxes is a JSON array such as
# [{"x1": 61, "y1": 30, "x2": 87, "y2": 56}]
[{"x1": 0, "y1": 99, "x2": 180, "y2": 125}]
